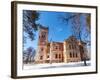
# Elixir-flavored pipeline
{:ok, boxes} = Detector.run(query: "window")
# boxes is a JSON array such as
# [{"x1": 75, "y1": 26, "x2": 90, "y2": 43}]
[
  {"x1": 41, "y1": 32, "x2": 47, "y2": 39},
  {"x1": 39, "y1": 36, "x2": 40, "y2": 39},
  {"x1": 59, "y1": 54, "x2": 61, "y2": 58},
  {"x1": 47, "y1": 55, "x2": 49, "y2": 58},
  {"x1": 42, "y1": 35, "x2": 45, "y2": 38},
  {"x1": 40, "y1": 56, "x2": 43, "y2": 60},
  {"x1": 39, "y1": 33, "x2": 46, "y2": 39},
  {"x1": 55, "y1": 46, "x2": 58, "y2": 49},
  {"x1": 42, "y1": 32, "x2": 46, "y2": 35},
  {"x1": 55, "y1": 54, "x2": 58, "y2": 58},
  {"x1": 41, "y1": 48, "x2": 43, "y2": 51},
  {"x1": 73, "y1": 52, "x2": 74, "y2": 57},
  {"x1": 70, "y1": 52, "x2": 72, "y2": 58}
]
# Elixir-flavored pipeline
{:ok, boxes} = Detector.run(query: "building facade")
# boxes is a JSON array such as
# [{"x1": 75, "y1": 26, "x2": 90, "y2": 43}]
[
  {"x1": 34, "y1": 27, "x2": 88, "y2": 64},
  {"x1": 63, "y1": 36, "x2": 81, "y2": 63}
]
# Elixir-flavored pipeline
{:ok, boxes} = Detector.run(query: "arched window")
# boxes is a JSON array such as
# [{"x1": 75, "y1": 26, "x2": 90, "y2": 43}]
[
  {"x1": 41, "y1": 32, "x2": 46, "y2": 39},
  {"x1": 59, "y1": 54, "x2": 61, "y2": 58},
  {"x1": 70, "y1": 52, "x2": 72, "y2": 58},
  {"x1": 42, "y1": 35, "x2": 45, "y2": 38}
]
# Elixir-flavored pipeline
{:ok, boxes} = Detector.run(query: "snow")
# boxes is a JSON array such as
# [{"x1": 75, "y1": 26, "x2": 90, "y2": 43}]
[{"x1": 23, "y1": 61, "x2": 91, "y2": 70}]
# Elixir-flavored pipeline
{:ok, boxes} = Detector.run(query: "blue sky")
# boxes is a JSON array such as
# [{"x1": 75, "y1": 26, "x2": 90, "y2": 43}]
[
  {"x1": 23, "y1": 10, "x2": 89, "y2": 50},
  {"x1": 37, "y1": 11, "x2": 73, "y2": 42}
]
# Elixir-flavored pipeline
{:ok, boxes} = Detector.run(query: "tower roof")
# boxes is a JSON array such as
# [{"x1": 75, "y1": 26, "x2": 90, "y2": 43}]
[{"x1": 39, "y1": 26, "x2": 48, "y2": 30}]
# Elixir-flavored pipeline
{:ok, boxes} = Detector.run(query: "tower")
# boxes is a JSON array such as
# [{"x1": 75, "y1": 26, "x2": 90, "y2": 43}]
[
  {"x1": 38, "y1": 27, "x2": 48, "y2": 46},
  {"x1": 35, "y1": 26, "x2": 48, "y2": 63}
]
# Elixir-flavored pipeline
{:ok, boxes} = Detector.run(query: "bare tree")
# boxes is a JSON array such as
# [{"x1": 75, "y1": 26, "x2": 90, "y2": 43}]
[
  {"x1": 23, "y1": 47, "x2": 36, "y2": 64},
  {"x1": 60, "y1": 13, "x2": 91, "y2": 66}
]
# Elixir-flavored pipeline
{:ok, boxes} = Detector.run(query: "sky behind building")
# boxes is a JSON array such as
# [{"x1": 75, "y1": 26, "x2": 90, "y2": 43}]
[{"x1": 23, "y1": 10, "x2": 89, "y2": 50}]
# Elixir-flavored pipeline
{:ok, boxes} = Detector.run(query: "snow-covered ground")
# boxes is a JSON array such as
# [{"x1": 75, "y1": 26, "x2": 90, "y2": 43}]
[{"x1": 23, "y1": 61, "x2": 91, "y2": 70}]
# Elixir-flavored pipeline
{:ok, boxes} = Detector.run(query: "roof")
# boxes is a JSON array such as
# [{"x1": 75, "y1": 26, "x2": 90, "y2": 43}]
[
  {"x1": 51, "y1": 42, "x2": 63, "y2": 51},
  {"x1": 39, "y1": 26, "x2": 48, "y2": 30},
  {"x1": 52, "y1": 41, "x2": 63, "y2": 44},
  {"x1": 64, "y1": 35, "x2": 77, "y2": 42}
]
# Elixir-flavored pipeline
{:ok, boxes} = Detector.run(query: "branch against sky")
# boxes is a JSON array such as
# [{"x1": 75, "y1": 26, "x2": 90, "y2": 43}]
[
  {"x1": 23, "y1": 47, "x2": 36, "y2": 64},
  {"x1": 23, "y1": 10, "x2": 40, "y2": 42},
  {"x1": 60, "y1": 13, "x2": 91, "y2": 45}
]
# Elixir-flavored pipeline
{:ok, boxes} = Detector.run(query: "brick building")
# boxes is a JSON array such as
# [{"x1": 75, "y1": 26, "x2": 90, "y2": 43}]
[{"x1": 34, "y1": 26, "x2": 88, "y2": 64}]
